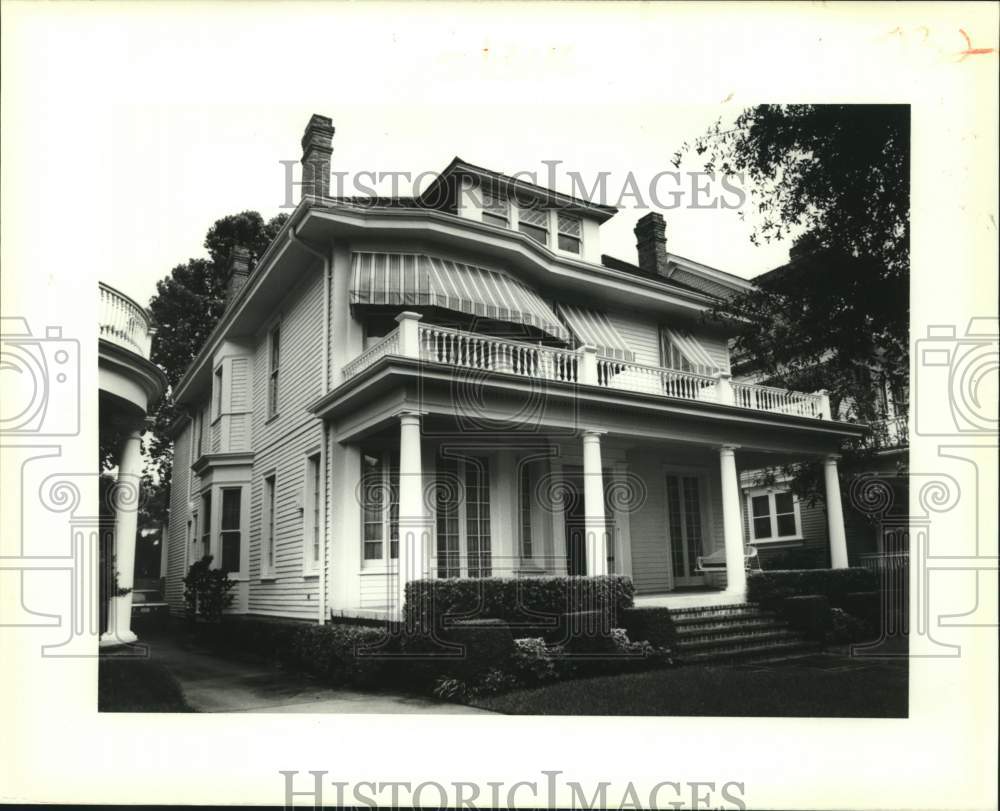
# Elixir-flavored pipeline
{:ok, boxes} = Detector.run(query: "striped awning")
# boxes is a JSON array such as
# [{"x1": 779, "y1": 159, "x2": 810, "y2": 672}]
[
  {"x1": 556, "y1": 304, "x2": 635, "y2": 362},
  {"x1": 349, "y1": 252, "x2": 570, "y2": 342},
  {"x1": 662, "y1": 327, "x2": 719, "y2": 374}
]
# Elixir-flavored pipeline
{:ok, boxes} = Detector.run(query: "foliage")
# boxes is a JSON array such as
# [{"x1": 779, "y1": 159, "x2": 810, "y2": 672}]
[
  {"x1": 778, "y1": 594, "x2": 832, "y2": 641},
  {"x1": 142, "y1": 211, "x2": 289, "y2": 527},
  {"x1": 182, "y1": 555, "x2": 236, "y2": 622},
  {"x1": 827, "y1": 607, "x2": 876, "y2": 644},
  {"x1": 676, "y1": 104, "x2": 910, "y2": 501},
  {"x1": 747, "y1": 567, "x2": 878, "y2": 609},
  {"x1": 619, "y1": 606, "x2": 677, "y2": 650},
  {"x1": 403, "y1": 575, "x2": 635, "y2": 633}
]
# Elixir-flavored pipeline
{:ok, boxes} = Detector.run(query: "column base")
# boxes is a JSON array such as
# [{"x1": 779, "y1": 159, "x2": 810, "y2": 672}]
[
  {"x1": 99, "y1": 630, "x2": 138, "y2": 648},
  {"x1": 722, "y1": 587, "x2": 748, "y2": 604}
]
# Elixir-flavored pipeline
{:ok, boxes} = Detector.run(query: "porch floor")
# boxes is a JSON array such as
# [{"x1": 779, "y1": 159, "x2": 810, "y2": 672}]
[{"x1": 633, "y1": 590, "x2": 745, "y2": 610}]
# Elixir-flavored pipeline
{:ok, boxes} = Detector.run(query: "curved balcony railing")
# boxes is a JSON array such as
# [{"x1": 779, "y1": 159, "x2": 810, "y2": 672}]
[{"x1": 99, "y1": 282, "x2": 154, "y2": 359}]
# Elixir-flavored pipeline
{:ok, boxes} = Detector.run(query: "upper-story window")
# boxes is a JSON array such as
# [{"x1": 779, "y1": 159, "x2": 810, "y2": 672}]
[
  {"x1": 267, "y1": 324, "x2": 281, "y2": 418},
  {"x1": 212, "y1": 365, "x2": 223, "y2": 420},
  {"x1": 518, "y1": 203, "x2": 549, "y2": 246},
  {"x1": 557, "y1": 213, "x2": 582, "y2": 254},
  {"x1": 482, "y1": 191, "x2": 510, "y2": 228}
]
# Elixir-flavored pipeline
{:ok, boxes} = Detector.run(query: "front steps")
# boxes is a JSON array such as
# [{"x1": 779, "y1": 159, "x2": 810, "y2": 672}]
[{"x1": 671, "y1": 602, "x2": 819, "y2": 664}]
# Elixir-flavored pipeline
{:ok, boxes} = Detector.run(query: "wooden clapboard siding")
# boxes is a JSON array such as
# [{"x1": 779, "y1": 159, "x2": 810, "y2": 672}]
[
  {"x1": 247, "y1": 267, "x2": 325, "y2": 620},
  {"x1": 605, "y1": 310, "x2": 660, "y2": 366},
  {"x1": 166, "y1": 420, "x2": 193, "y2": 615},
  {"x1": 625, "y1": 446, "x2": 724, "y2": 594}
]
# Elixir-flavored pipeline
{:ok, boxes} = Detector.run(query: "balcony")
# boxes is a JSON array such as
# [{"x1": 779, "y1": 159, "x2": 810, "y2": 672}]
[
  {"x1": 99, "y1": 282, "x2": 154, "y2": 359},
  {"x1": 865, "y1": 415, "x2": 908, "y2": 450},
  {"x1": 342, "y1": 315, "x2": 832, "y2": 420}
]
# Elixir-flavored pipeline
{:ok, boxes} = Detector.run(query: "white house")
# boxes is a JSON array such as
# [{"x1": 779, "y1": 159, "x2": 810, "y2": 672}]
[{"x1": 163, "y1": 113, "x2": 864, "y2": 625}]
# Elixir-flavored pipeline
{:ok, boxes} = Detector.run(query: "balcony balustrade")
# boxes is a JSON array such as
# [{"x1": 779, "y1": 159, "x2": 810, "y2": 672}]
[{"x1": 99, "y1": 282, "x2": 154, "y2": 359}]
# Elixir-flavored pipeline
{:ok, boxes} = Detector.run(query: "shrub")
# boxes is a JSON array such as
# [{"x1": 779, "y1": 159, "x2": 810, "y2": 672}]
[
  {"x1": 827, "y1": 608, "x2": 876, "y2": 644},
  {"x1": 183, "y1": 556, "x2": 236, "y2": 622},
  {"x1": 747, "y1": 568, "x2": 878, "y2": 609},
  {"x1": 619, "y1": 607, "x2": 676, "y2": 650},
  {"x1": 778, "y1": 595, "x2": 832, "y2": 641},
  {"x1": 443, "y1": 618, "x2": 516, "y2": 680},
  {"x1": 403, "y1": 575, "x2": 635, "y2": 633},
  {"x1": 842, "y1": 591, "x2": 882, "y2": 629}
]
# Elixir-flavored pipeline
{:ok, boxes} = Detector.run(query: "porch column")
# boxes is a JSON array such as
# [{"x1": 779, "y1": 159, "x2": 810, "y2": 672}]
[
  {"x1": 102, "y1": 428, "x2": 142, "y2": 646},
  {"x1": 718, "y1": 444, "x2": 747, "y2": 598},
  {"x1": 397, "y1": 412, "x2": 429, "y2": 614},
  {"x1": 824, "y1": 455, "x2": 850, "y2": 568},
  {"x1": 582, "y1": 430, "x2": 607, "y2": 576}
]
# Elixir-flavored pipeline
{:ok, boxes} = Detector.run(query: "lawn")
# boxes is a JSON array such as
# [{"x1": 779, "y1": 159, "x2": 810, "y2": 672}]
[
  {"x1": 98, "y1": 655, "x2": 195, "y2": 712},
  {"x1": 469, "y1": 655, "x2": 908, "y2": 717}
]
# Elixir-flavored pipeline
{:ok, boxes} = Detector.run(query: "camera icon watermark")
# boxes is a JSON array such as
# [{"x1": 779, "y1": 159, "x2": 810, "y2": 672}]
[
  {"x1": 914, "y1": 318, "x2": 998, "y2": 436},
  {"x1": 0, "y1": 317, "x2": 80, "y2": 436}
]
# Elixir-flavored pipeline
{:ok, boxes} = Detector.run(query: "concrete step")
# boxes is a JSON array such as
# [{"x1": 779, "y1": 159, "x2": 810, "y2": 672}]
[
  {"x1": 675, "y1": 629, "x2": 803, "y2": 653},
  {"x1": 675, "y1": 623, "x2": 795, "y2": 645},
  {"x1": 669, "y1": 603, "x2": 758, "y2": 618},
  {"x1": 679, "y1": 639, "x2": 820, "y2": 665},
  {"x1": 674, "y1": 614, "x2": 782, "y2": 633}
]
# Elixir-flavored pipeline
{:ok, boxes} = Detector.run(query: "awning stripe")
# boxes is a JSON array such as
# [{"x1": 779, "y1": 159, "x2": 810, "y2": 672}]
[
  {"x1": 350, "y1": 252, "x2": 569, "y2": 342},
  {"x1": 556, "y1": 304, "x2": 635, "y2": 362},
  {"x1": 662, "y1": 327, "x2": 719, "y2": 374}
]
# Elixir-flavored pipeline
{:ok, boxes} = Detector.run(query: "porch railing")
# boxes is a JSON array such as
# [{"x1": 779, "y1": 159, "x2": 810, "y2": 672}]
[
  {"x1": 99, "y1": 282, "x2": 154, "y2": 359},
  {"x1": 865, "y1": 414, "x2": 909, "y2": 450},
  {"x1": 340, "y1": 314, "x2": 831, "y2": 419},
  {"x1": 858, "y1": 551, "x2": 909, "y2": 573}
]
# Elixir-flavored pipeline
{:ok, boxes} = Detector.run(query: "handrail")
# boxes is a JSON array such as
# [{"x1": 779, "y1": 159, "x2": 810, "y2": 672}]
[
  {"x1": 341, "y1": 329, "x2": 400, "y2": 379},
  {"x1": 98, "y1": 282, "x2": 153, "y2": 358}
]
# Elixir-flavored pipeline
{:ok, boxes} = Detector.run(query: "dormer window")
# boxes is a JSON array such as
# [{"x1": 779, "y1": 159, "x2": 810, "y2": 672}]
[
  {"x1": 518, "y1": 203, "x2": 549, "y2": 246},
  {"x1": 557, "y1": 213, "x2": 582, "y2": 254},
  {"x1": 482, "y1": 191, "x2": 510, "y2": 228}
]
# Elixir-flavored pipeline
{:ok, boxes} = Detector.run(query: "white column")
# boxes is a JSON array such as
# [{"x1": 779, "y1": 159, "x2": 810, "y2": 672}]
[
  {"x1": 824, "y1": 455, "x2": 850, "y2": 568},
  {"x1": 102, "y1": 429, "x2": 142, "y2": 646},
  {"x1": 397, "y1": 413, "x2": 429, "y2": 614},
  {"x1": 582, "y1": 430, "x2": 607, "y2": 576},
  {"x1": 719, "y1": 444, "x2": 747, "y2": 598}
]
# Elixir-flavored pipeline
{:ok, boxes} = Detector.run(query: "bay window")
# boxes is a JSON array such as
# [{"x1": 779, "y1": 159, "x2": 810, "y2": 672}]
[
  {"x1": 220, "y1": 487, "x2": 241, "y2": 573},
  {"x1": 517, "y1": 204, "x2": 549, "y2": 245},
  {"x1": 557, "y1": 212, "x2": 582, "y2": 254}
]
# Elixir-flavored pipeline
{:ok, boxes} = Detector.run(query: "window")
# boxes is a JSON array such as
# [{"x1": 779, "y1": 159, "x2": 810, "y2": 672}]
[
  {"x1": 193, "y1": 409, "x2": 204, "y2": 459},
  {"x1": 482, "y1": 191, "x2": 510, "y2": 228},
  {"x1": 212, "y1": 365, "x2": 223, "y2": 420},
  {"x1": 519, "y1": 464, "x2": 533, "y2": 560},
  {"x1": 557, "y1": 213, "x2": 582, "y2": 254},
  {"x1": 305, "y1": 453, "x2": 321, "y2": 570},
  {"x1": 435, "y1": 456, "x2": 492, "y2": 578},
  {"x1": 268, "y1": 325, "x2": 281, "y2": 417},
  {"x1": 661, "y1": 335, "x2": 696, "y2": 373},
  {"x1": 200, "y1": 492, "x2": 212, "y2": 560},
  {"x1": 187, "y1": 519, "x2": 196, "y2": 563},
  {"x1": 748, "y1": 490, "x2": 801, "y2": 541},
  {"x1": 220, "y1": 488, "x2": 241, "y2": 572},
  {"x1": 263, "y1": 475, "x2": 276, "y2": 576},
  {"x1": 518, "y1": 204, "x2": 549, "y2": 245},
  {"x1": 361, "y1": 451, "x2": 399, "y2": 564}
]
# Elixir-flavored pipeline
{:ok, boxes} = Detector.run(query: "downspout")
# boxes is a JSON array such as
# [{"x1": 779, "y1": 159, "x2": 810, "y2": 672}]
[{"x1": 289, "y1": 225, "x2": 331, "y2": 625}]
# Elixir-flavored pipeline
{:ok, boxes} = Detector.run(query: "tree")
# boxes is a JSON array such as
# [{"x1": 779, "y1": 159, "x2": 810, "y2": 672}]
[
  {"x1": 675, "y1": 104, "x2": 909, "y2": 500},
  {"x1": 143, "y1": 211, "x2": 288, "y2": 527}
]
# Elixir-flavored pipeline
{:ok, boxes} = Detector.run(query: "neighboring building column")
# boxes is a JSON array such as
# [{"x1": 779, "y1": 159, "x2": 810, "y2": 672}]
[
  {"x1": 582, "y1": 430, "x2": 607, "y2": 576},
  {"x1": 102, "y1": 428, "x2": 143, "y2": 646},
  {"x1": 824, "y1": 455, "x2": 850, "y2": 569},
  {"x1": 718, "y1": 444, "x2": 747, "y2": 598},
  {"x1": 397, "y1": 412, "x2": 429, "y2": 615}
]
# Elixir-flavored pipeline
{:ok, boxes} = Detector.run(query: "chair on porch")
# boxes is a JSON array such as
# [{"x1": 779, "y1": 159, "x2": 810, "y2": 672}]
[{"x1": 695, "y1": 544, "x2": 762, "y2": 574}]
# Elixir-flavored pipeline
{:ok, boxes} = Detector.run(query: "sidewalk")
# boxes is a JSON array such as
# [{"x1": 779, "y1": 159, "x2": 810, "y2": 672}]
[{"x1": 136, "y1": 631, "x2": 491, "y2": 714}]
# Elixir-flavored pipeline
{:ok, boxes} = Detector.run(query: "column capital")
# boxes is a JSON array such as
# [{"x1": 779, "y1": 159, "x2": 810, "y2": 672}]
[
  {"x1": 718, "y1": 443, "x2": 740, "y2": 454},
  {"x1": 397, "y1": 410, "x2": 425, "y2": 426},
  {"x1": 582, "y1": 429, "x2": 606, "y2": 440},
  {"x1": 823, "y1": 453, "x2": 842, "y2": 464}
]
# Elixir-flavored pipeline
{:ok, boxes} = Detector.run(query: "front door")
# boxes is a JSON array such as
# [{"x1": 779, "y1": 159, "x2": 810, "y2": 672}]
[{"x1": 665, "y1": 473, "x2": 707, "y2": 587}]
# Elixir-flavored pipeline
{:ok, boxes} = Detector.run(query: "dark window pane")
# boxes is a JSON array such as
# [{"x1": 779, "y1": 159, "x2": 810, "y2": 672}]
[
  {"x1": 751, "y1": 495, "x2": 770, "y2": 518},
  {"x1": 753, "y1": 516, "x2": 772, "y2": 539},
  {"x1": 774, "y1": 492, "x2": 795, "y2": 515},
  {"x1": 483, "y1": 212, "x2": 508, "y2": 228},
  {"x1": 518, "y1": 222, "x2": 548, "y2": 245},
  {"x1": 776, "y1": 514, "x2": 798, "y2": 537},
  {"x1": 221, "y1": 489, "x2": 241, "y2": 530},
  {"x1": 221, "y1": 531, "x2": 240, "y2": 571},
  {"x1": 558, "y1": 233, "x2": 581, "y2": 253}
]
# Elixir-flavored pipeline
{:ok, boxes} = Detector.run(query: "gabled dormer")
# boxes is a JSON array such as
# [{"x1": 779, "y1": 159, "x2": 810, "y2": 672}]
[{"x1": 421, "y1": 158, "x2": 617, "y2": 264}]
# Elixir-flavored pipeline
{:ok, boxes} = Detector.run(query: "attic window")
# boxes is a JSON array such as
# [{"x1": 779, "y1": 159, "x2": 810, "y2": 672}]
[
  {"x1": 557, "y1": 213, "x2": 582, "y2": 254},
  {"x1": 518, "y1": 204, "x2": 549, "y2": 246},
  {"x1": 482, "y1": 191, "x2": 509, "y2": 228}
]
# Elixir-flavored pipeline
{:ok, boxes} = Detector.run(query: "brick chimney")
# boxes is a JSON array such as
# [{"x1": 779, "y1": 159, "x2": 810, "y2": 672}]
[
  {"x1": 634, "y1": 212, "x2": 669, "y2": 276},
  {"x1": 300, "y1": 113, "x2": 335, "y2": 200},
  {"x1": 224, "y1": 246, "x2": 251, "y2": 307}
]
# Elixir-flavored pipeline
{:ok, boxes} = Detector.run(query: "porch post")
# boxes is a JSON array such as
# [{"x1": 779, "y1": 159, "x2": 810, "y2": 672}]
[
  {"x1": 718, "y1": 444, "x2": 747, "y2": 598},
  {"x1": 582, "y1": 430, "x2": 607, "y2": 576},
  {"x1": 397, "y1": 412, "x2": 429, "y2": 615},
  {"x1": 102, "y1": 428, "x2": 143, "y2": 646},
  {"x1": 824, "y1": 455, "x2": 850, "y2": 568}
]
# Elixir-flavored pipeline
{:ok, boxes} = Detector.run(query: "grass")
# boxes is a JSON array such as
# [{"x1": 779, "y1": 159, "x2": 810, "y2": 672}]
[
  {"x1": 98, "y1": 655, "x2": 195, "y2": 712},
  {"x1": 468, "y1": 655, "x2": 908, "y2": 717}
]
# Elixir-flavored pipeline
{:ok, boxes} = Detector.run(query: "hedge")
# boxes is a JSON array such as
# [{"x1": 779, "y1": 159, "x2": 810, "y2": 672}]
[
  {"x1": 619, "y1": 607, "x2": 676, "y2": 650},
  {"x1": 403, "y1": 575, "x2": 635, "y2": 633},
  {"x1": 778, "y1": 595, "x2": 832, "y2": 641},
  {"x1": 747, "y1": 568, "x2": 878, "y2": 609}
]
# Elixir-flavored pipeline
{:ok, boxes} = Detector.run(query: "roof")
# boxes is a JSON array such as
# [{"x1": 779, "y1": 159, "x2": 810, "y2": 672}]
[
  {"x1": 600, "y1": 254, "x2": 705, "y2": 294},
  {"x1": 421, "y1": 157, "x2": 619, "y2": 222}
]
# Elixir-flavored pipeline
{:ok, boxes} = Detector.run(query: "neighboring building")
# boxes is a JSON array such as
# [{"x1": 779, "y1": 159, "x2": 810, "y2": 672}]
[
  {"x1": 163, "y1": 113, "x2": 864, "y2": 623},
  {"x1": 98, "y1": 282, "x2": 166, "y2": 644},
  {"x1": 735, "y1": 250, "x2": 908, "y2": 571}
]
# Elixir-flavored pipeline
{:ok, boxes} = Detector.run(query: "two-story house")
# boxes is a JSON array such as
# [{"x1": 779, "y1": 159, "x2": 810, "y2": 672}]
[{"x1": 163, "y1": 113, "x2": 865, "y2": 625}]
